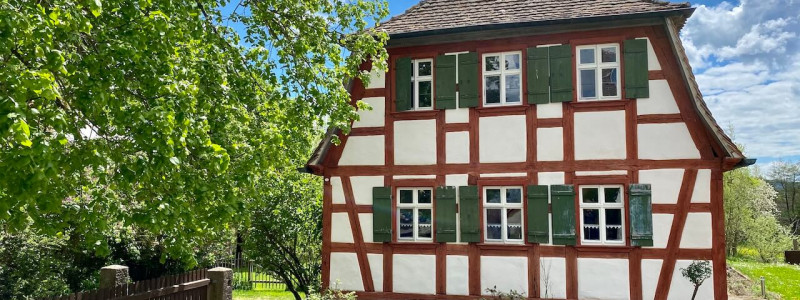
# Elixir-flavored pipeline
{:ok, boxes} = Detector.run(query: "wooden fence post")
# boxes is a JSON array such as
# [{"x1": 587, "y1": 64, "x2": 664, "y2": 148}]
[
  {"x1": 208, "y1": 267, "x2": 233, "y2": 300},
  {"x1": 99, "y1": 265, "x2": 130, "y2": 288}
]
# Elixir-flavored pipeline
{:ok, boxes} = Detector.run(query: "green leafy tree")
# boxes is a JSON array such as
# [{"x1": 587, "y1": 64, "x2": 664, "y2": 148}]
[
  {"x1": 724, "y1": 166, "x2": 780, "y2": 256},
  {"x1": 680, "y1": 260, "x2": 712, "y2": 300},
  {"x1": 0, "y1": 0, "x2": 388, "y2": 263},
  {"x1": 767, "y1": 160, "x2": 800, "y2": 249},
  {"x1": 244, "y1": 171, "x2": 322, "y2": 300}
]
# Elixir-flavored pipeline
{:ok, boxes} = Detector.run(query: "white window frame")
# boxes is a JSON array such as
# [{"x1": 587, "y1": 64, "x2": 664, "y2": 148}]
[
  {"x1": 411, "y1": 59, "x2": 434, "y2": 110},
  {"x1": 483, "y1": 186, "x2": 524, "y2": 244},
  {"x1": 579, "y1": 185, "x2": 626, "y2": 246},
  {"x1": 446, "y1": 51, "x2": 470, "y2": 108},
  {"x1": 397, "y1": 188, "x2": 434, "y2": 242},
  {"x1": 576, "y1": 44, "x2": 621, "y2": 101},
  {"x1": 482, "y1": 51, "x2": 523, "y2": 106}
]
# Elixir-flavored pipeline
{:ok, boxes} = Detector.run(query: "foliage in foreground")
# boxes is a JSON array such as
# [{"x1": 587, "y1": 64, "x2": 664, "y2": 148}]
[
  {"x1": 245, "y1": 172, "x2": 323, "y2": 300},
  {"x1": 0, "y1": 0, "x2": 388, "y2": 264}
]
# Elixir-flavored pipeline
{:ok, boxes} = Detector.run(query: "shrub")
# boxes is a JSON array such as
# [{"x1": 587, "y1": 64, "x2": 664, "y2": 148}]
[{"x1": 681, "y1": 260, "x2": 712, "y2": 300}]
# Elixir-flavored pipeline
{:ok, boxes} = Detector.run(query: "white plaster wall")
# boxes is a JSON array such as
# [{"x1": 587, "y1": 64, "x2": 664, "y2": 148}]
[
  {"x1": 638, "y1": 123, "x2": 701, "y2": 160},
  {"x1": 330, "y1": 252, "x2": 364, "y2": 291},
  {"x1": 331, "y1": 213, "x2": 354, "y2": 243},
  {"x1": 394, "y1": 120, "x2": 437, "y2": 165},
  {"x1": 668, "y1": 260, "x2": 714, "y2": 300},
  {"x1": 574, "y1": 111, "x2": 627, "y2": 160},
  {"x1": 446, "y1": 174, "x2": 468, "y2": 186},
  {"x1": 639, "y1": 169, "x2": 685, "y2": 204},
  {"x1": 366, "y1": 69, "x2": 385, "y2": 89},
  {"x1": 359, "y1": 213, "x2": 373, "y2": 243},
  {"x1": 537, "y1": 103, "x2": 563, "y2": 118},
  {"x1": 351, "y1": 176, "x2": 384, "y2": 205},
  {"x1": 637, "y1": 80, "x2": 680, "y2": 115},
  {"x1": 393, "y1": 254, "x2": 437, "y2": 294},
  {"x1": 575, "y1": 170, "x2": 628, "y2": 176},
  {"x1": 446, "y1": 255, "x2": 470, "y2": 295},
  {"x1": 680, "y1": 212, "x2": 713, "y2": 248},
  {"x1": 537, "y1": 127, "x2": 564, "y2": 161},
  {"x1": 339, "y1": 135, "x2": 385, "y2": 166},
  {"x1": 353, "y1": 97, "x2": 385, "y2": 128},
  {"x1": 641, "y1": 259, "x2": 663, "y2": 300},
  {"x1": 481, "y1": 256, "x2": 528, "y2": 295},
  {"x1": 331, "y1": 176, "x2": 346, "y2": 204},
  {"x1": 446, "y1": 131, "x2": 470, "y2": 164},
  {"x1": 446, "y1": 108, "x2": 470, "y2": 123},
  {"x1": 653, "y1": 213, "x2": 674, "y2": 248},
  {"x1": 540, "y1": 257, "x2": 567, "y2": 299},
  {"x1": 636, "y1": 37, "x2": 662, "y2": 71},
  {"x1": 479, "y1": 115, "x2": 527, "y2": 163},
  {"x1": 367, "y1": 254, "x2": 383, "y2": 292},
  {"x1": 691, "y1": 169, "x2": 711, "y2": 203},
  {"x1": 538, "y1": 172, "x2": 565, "y2": 185},
  {"x1": 577, "y1": 258, "x2": 630, "y2": 300}
]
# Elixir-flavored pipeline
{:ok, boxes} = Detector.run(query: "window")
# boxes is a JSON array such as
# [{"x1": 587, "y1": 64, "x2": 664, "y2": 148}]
[
  {"x1": 580, "y1": 185, "x2": 625, "y2": 245},
  {"x1": 411, "y1": 59, "x2": 433, "y2": 110},
  {"x1": 576, "y1": 44, "x2": 620, "y2": 101},
  {"x1": 484, "y1": 186, "x2": 524, "y2": 243},
  {"x1": 398, "y1": 188, "x2": 433, "y2": 241},
  {"x1": 483, "y1": 52, "x2": 522, "y2": 105}
]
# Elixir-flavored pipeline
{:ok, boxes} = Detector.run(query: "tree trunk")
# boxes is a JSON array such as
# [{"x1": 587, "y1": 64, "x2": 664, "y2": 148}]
[
  {"x1": 794, "y1": 238, "x2": 799, "y2": 251},
  {"x1": 691, "y1": 284, "x2": 700, "y2": 300}
]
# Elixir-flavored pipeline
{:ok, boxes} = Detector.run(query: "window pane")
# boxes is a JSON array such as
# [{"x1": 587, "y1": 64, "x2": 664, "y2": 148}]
[
  {"x1": 580, "y1": 48, "x2": 595, "y2": 64},
  {"x1": 486, "y1": 209, "x2": 502, "y2": 240},
  {"x1": 485, "y1": 56, "x2": 501, "y2": 71},
  {"x1": 418, "y1": 189, "x2": 432, "y2": 204},
  {"x1": 505, "y1": 74, "x2": 521, "y2": 103},
  {"x1": 580, "y1": 69, "x2": 596, "y2": 98},
  {"x1": 505, "y1": 54, "x2": 520, "y2": 70},
  {"x1": 400, "y1": 190, "x2": 413, "y2": 204},
  {"x1": 601, "y1": 68, "x2": 617, "y2": 97},
  {"x1": 399, "y1": 209, "x2": 414, "y2": 238},
  {"x1": 506, "y1": 188, "x2": 522, "y2": 203},
  {"x1": 507, "y1": 208, "x2": 523, "y2": 240},
  {"x1": 418, "y1": 209, "x2": 432, "y2": 238},
  {"x1": 606, "y1": 226, "x2": 622, "y2": 241},
  {"x1": 582, "y1": 188, "x2": 599, "y2": 203},
  {"x1": 418, "y1": 61, "x2": 432, "y2": 76},
  {"x1": 601, "y1": 47, "x2": 616, "y2": 63},
  {"x1": 604, "y1": 188, "x2": 622, "y2": 203},
  {"x1": 418, "y1": 80, "x2": 432, "y2": 107},
  {"x1": 486, "y1": 189, "x2": 502, "y2": 203},
  {"x1": 584, "y1": 226, "x2": 600, "y2": 240},
  {"x1": 485, "y1": 76, "x2": 501, "y2": 104},
  {"x1": 605, "y1": 209, "x2": 622, "y2": 226},
  {"x1": 583, "y1": 209, "x2": 600, "y2": 225}
]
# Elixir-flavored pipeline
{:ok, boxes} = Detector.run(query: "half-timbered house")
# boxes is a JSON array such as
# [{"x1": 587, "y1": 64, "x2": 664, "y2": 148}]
[{"x1": 303, "y1": 1, "x2": 753, "y2": 299}]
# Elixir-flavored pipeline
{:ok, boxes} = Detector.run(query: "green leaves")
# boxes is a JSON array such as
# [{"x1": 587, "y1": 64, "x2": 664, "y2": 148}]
[
  {"x1": 89, "y1": 0, "x2": 103, "y2": 17},
  {"x1": 10, "y1": 119, "x2": 32, "y2": 147}
]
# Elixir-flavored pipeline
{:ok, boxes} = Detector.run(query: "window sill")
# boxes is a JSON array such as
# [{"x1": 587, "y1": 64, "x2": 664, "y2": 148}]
[{"x1": 575, "y1": 245, "x2": 635, "y2": 252}]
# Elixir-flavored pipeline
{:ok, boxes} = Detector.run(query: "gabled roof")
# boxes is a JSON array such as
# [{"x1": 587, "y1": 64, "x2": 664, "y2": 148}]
[{"x1": 377, "y1": 0, "x2": 691, "y2": 37}]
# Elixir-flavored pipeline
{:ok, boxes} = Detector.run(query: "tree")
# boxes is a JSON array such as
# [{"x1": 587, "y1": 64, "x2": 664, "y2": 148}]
[
  {"x1": 244, "y1": 171, "x2": 322, "y2": 300},
  {"x1": 767, "y1": 160, "x2": 800, "y2": 249},
  {"x1": 0, "y1": 0, "x2": 388, "y2": 263},
  {"x1": 680, "y1": 260, "x2": 712, "y2": 300},
  {"x1": 724, "y1": 166, "x2": 780, "y2": 256}
]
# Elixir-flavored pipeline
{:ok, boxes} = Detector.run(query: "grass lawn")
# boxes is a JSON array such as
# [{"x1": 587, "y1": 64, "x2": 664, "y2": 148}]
[
  {"x1": 728, "y1": 256, "x2": 800, "y2": 299},
  {"x1": 233, "y1": 290, "x2": 296, "y2": 300}
]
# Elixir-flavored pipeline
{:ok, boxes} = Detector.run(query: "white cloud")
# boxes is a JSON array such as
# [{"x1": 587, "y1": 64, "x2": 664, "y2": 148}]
[{"x1": 681, "y1": 0, "x2": 800, "y2": 161}]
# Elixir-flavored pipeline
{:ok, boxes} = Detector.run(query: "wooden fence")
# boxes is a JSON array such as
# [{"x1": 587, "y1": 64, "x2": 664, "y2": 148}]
[
  {"x1": 40, "y1": 269, "x2": 222, "y2": 300},
  {"x1": 215, "y1": 258, "x2": 286, "y2": 291}
]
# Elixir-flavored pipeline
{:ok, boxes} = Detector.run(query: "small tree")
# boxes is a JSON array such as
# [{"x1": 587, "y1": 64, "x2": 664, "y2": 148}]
[{"x1": 681, "y1": 260, "x2": 712, "y2": 300}]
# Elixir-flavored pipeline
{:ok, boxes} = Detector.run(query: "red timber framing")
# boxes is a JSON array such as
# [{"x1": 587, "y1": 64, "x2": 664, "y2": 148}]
[{"x1": 318, "y1": 24, "x2": 737, "y2": 300}]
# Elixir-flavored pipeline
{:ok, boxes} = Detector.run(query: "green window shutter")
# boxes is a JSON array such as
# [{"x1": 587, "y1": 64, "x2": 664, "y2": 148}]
[
  {"x1": 527, "y1": 185, "x2": 550, "y2": 243},
  {"x1": 549, "y1": 45, "x2": 574, "y2": 103},
  {"x1": 372, "y1": 186, "x2": 392, "y2": 243},
  {"x1": 459, "y1": 185, "x2": 480, "y2": 242},
  {"x1": 435, "y1": 55, "x2": 457, "y2": 110},
  {"x1": 527, "y1": 47, "x2": 550, "y2": 105},
  {"x1": 624, "y1": 39, "x2": 650, "y2": 99},
  {"x1": 551, "y1": 185, "x2": 576, "y2": 245},
  {"x1": 629, "y1": 184, "x2": 654, "y2": 247},
  {"x1": 435, "y1": 186, "x2": 457, "y2": 242},
  {"x1": 457, "y1": 52, "x2": 479, "y2": 108},
  {"x1": 395, "y1": 57, "x2": 412, "y2": 111}
]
